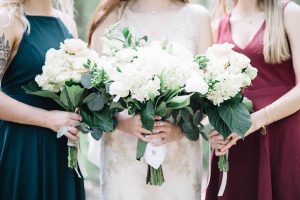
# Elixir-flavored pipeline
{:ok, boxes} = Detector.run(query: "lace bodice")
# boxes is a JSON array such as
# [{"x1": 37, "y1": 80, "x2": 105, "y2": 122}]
[{"x1": 120, "y1": 4, "x2": 199, "y2": 54}]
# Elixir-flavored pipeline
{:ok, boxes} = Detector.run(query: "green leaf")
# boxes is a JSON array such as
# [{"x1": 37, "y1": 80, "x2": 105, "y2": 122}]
[
  {"x1": 60, "y1": 87, "x2": 72, "y2": 111},
  {"x1": 140, "y1": 101, "x2": 155, "y2": 131},
  {"x1": 180, "y1": 109, "x2": 199, "y2": 141},
  {"x1": 136, "y1": 139, "x2": 147, "y2": 160},
  {"x1": 87, "y1": 93, "x2": 105, "y2": 111},
  {"x1": 218, "y1": 102, "x2": 252, "y2": 137},
  {"x1": 81, "y1": 106, "x2": 117, "y2": 132},
  {"x1": 166, "y1": 94, "x2": 192, "y2": 109},
  {"x1": 81, "y1": 73, "x2": 93, "y2": 89},
  {"x1": 242, "y1": 97, "x2": 253, "y2": 113},
  {"x1": 205, "y1": 106, "x2": 232, "y2": 140},
  {"x1": 75, "y1": 123, "x2": 90, "y2": 134},
  {"x1": 65, "y1": 85, "x2": 87, "y2": 109},
  {"x1": 91, "y1": 128, "x2": 104, "y2": 141},
  {"x1": 156, "y1": 101, "x2": 167, "y2": 116},
  {"x1": 193, "y1": 111, "x2": 203, "y2": 127},
  {"x1": 110, "y1": 101, "x2": 125, "y2": 110},
  {"x1": 83, "y1": 93, "x2": 97, "y2": 104},
  {"x1": 22, "y1": 81, "x2": 60, "y2": 100}
]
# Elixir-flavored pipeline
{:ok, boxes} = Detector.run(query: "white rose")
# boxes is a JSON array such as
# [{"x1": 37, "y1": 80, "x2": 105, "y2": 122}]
[
  {"x1": 61, "y1": 39, "x2": 88, "y2": 55},
  {"x1": 185, "y1": 75, "x2": 208, "y2": 94},
  {"x1": 115, "y1": 48, "x2": 136, "y2": 63},
  {"x1": 109, "y1": 81, "x2": 130, "y2": 101},
  {"x1": 206, "y1": 43, "x2": 235, "y2": 56},
  {"x1": 244, "y1": 65, "x2": 258, "y2": 80}
]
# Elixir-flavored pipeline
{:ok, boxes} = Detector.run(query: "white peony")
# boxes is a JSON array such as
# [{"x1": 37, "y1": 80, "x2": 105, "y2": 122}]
[
  {"x1": 185, "y1": 75, "x2": 208, "y2": 94},
  {"x1": 109, "y1": 81, "x2": 130, "y2": 102},
  {"x1": 115, "y1": 48, "x2": 136, "y2": 63},
  {"x1": 244, "y1": 65, "x2": 258, "y2": 80},
  {"x1": 61, "y1": 38, "x2": 88, "y2": 55}
]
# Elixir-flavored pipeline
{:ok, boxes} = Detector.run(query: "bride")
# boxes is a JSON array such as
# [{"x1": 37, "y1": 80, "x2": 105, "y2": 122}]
[{"x1": 88, "y1": 0, "x2": 212, "y2": 199}]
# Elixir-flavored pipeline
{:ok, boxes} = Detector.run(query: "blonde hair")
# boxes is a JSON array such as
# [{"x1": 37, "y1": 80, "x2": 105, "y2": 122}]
[
  {"x1": 88, "y1": 0, "x2": 189, "y2": 45},
  {"x1": 0, "y1": 0, "x2": 74, "y2": 33},
  {"x1": 210, "y1": 0, "x2": 291, "y2": 64}
]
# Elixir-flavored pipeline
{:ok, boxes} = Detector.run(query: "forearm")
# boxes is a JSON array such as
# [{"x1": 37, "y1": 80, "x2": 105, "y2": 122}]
[{"x1": 0, "y1": 92, "x2": 49, "y2": 128}]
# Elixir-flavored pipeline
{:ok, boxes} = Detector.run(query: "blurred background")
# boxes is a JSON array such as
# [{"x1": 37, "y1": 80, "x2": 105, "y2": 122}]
[{"x1": 73, "y1": 0, "x2": 300, "y2": 199}]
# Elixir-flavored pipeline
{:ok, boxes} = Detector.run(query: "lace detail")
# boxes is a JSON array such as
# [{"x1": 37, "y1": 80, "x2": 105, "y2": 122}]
[{"x1": 120, "y1": 4, "x2": 199, "y2": 54}]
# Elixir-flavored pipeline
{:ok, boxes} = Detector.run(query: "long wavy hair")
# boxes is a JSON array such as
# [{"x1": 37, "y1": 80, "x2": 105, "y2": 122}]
[
  {"x1": 0, "y1": 0, "x2": 74, "y2": 33},
  {"x1": 88, "y1": 0, "x2": 189, "y2": 44},
  {"x1": 210, "y1": 0, "x2": 290, "y2": 64}
]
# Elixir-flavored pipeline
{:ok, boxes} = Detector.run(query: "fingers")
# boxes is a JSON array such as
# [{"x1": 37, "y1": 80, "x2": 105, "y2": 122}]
[
  {"x1": 65, "y1": 132, "x2": 79, "y2": 142},
  {"x1": 215, "y1": 149, "x2": 228, "y2": 156},
  {"x1": 146, "y1": 133, "x2": 167, "y2": 140},
  {"x1": 136, "y1": 132, "x2": 151, "y2": 143},
  {"x1": 139, "y1": 128, "x2": 152, "y2": 135},
  {"x1": 208, "y1": 130, "x2": 219, "y2": 138},
  {"x1": 154, "y1": 115, "x2": 162, "y2": 120},
  {"x1": 221, "y1": 139, "x2": 238, "y2": 152},
  {"x1": 68, "y1": 126, "x2": 79, "y2": 135},
  {"x1": 69, "y1": 113, "x2": 82, "y2": 121}
]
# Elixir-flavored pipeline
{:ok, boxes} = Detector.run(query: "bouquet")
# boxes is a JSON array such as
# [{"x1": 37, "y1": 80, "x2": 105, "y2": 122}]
[
  {"x1": 91, "y1": 24, "x2": 208, "y2": 185},
  {"x1": 193, "y1": 43, "x2": 257, "y2": 195},
  {"x1": 23, "y1": 39, "x2": 117, "y2": 172}
]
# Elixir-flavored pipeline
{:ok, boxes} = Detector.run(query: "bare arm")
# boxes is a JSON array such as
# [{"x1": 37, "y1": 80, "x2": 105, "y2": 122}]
[
  {"x1": 213, "y1": 3, "x2": 300, "y2": 154},
  {"x1": 0, "y1": 11, "x2": 80, "y2": 140},
  {"x1": 190, "y1": 5, "x2": 213, "y2": 54}
]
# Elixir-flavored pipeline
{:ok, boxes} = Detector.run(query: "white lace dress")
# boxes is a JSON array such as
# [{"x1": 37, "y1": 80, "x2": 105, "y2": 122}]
[{"x1": 88, "y1": 4, "x2": 203, "y2": 200}]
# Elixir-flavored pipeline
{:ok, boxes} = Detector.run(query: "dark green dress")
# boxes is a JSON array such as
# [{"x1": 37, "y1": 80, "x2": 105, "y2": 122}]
[{"x1": 0, "y1": 16, "x2": 85, "y2": 200}]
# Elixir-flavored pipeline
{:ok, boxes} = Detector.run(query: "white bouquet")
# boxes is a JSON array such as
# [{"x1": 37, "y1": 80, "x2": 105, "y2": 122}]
[
  {"x1": 23, "y1": 39, "x2": 117, "y2": 172},
  {"x1": 193, "y1": 43, "x2": 257, "y2": 196},
  {"x1": 90, "y1": 24, "x2": 208, "y2": 186}
]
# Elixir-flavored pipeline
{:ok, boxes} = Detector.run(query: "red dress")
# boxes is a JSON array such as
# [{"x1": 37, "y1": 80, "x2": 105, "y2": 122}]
[{"x1": 206, "y1": 14, "x2": 300, "y2": 200}]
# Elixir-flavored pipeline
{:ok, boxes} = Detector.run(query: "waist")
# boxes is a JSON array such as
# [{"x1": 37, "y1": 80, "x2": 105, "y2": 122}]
[{"x1": 245, "y1": 85, "x2": 293, "y2": 111}]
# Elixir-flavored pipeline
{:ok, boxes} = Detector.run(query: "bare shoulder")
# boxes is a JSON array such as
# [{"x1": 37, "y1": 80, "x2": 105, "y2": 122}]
[
  {"x1": 55, "y1": 10, "x2": 78, "y2": 37},
  {"x1": 284, "y1": 2, "x2": 300, "y2": 28},
  {"x1": 185, "y1": 3, "x2": 210, "y2": 20},
  {"x1": 0, "y1": 8, "x2": 24, "y2": 40}
]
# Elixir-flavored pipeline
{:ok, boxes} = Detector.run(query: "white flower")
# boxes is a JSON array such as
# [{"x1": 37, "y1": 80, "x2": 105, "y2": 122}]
[
  {"x1": 244, "y1": 65, "x2": 258, "y2": 80},
  {"x1": 109, "y1": 81, "x2": 130, "y2": 101},
  {"x1": 206, "y1": 43, "x2": 235, "y2": 56},
  {"x1": 185, "y1": 75, "x2": 208, "y2": 94},
  {"x1": 115, "y1": 48, "x2": 136, "y2": 63},
  {"x1": 61, "y1": 39, "x2": 88, "y2": 55}
]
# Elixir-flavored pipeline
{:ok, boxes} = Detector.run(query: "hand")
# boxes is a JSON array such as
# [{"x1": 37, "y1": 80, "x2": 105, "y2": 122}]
[
  {"x1": 209, "y1": 130, "x2": 229, "y2": 156},
  {"x1": 146, "y1": 120, "x2": 183, "y2": 146},
  {"x1": 116, "y1": 114, "x2": 153, "y2": 142},
  {"x1": 45, "y1": 110, "x2": 81, "y2": 142}
]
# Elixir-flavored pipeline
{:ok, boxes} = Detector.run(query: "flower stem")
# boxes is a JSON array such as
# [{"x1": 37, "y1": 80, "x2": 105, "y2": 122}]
[
  {"x1": 146, "y1": 165, "x2": 164, "y2": 186},
  {"x1": 218, "y1": 155, "x2": 229, "y2": 172},
  {"x1": 68, "y1": 146, "x2": 77, "y2": 168}
]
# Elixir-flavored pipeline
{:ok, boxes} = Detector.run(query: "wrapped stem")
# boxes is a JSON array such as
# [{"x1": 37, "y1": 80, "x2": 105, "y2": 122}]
[
  {"x1": 146, "y1": 165, "x2": 164, "y2": 186},
  {"x1": 218, "y1": 155, "x2": 229, "y2": 172},
  {"x1": 68, "y1": 146, "x2": 78, "y2": 168}
]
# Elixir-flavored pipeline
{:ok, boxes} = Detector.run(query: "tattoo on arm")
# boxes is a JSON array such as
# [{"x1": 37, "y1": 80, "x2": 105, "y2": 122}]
[{"x1": 0, "y1": 33, "x2": 10, "y2": 85}]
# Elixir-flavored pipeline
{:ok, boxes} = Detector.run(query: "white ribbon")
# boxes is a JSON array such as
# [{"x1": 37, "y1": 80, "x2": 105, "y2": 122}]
[
  {"x1": 201, "y1": 141, "x2": 212, "y2": 194},
  {"x1": 217, "y1": 153, "x2": 229, "y2": 197},
  {"x1": 144, "y1": 139, "x2": 167, "y2": 169},
  {"x1": 67, "y1": 139, "x2": 88, "y2": 178}
]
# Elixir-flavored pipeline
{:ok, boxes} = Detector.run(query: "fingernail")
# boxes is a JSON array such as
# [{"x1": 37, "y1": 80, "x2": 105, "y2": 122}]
[{"x1": 152, "y1": 129, "x2": 160, "y2": 134}]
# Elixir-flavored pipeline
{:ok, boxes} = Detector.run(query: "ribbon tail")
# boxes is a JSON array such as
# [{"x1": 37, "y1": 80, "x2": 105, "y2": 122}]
[
  {"x1": 201, "y1": 141, "x2": 212, "y2": 194},
  {"x1": 217, "y1": 171, "x2": 228, "y2": 196},
  {"x1": 77, "y1": 141, "x2": 88, "y2": 178}
]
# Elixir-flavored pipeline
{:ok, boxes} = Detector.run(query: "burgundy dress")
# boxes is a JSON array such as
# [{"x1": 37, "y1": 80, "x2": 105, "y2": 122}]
[{"x1": 206, "y1": 14, "x2": 300, "y2": 200}]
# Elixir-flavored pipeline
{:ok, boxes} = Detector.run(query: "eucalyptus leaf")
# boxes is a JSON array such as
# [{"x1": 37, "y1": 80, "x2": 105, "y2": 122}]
[
  {"x1": 91, "y1": 128, "x2": 103, "y2": 141},
  {"x1": 193, "y1": 111, "x2": 203, "y2": 127},
  {"x1": 57, "y1": 127, "x2": 68, "y2": 138},
  {"x1": 141, "y1": 101, "x2": 155, "y2": 131},
  {"x1": 242, "y1": 97, "x2": 253, "y2": 112},
  {"x1": 182, "y1": 122, "x2": 200, "y2": 141},
  {"x1": 81, "y1": 73, "x2": 93, "y2": 89},
  {"x1": 83, "y1": 93, "x2": 97, "y2": 104},
  {"x1": 87, "y1": 93, "x2": 105, "y2": 111},
  {"x1": 76, "y1": 123, "x2": 91, "y2": 134},
  {"x1": 60, "y1": 87, "x2": 72, "y2": 111}
]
